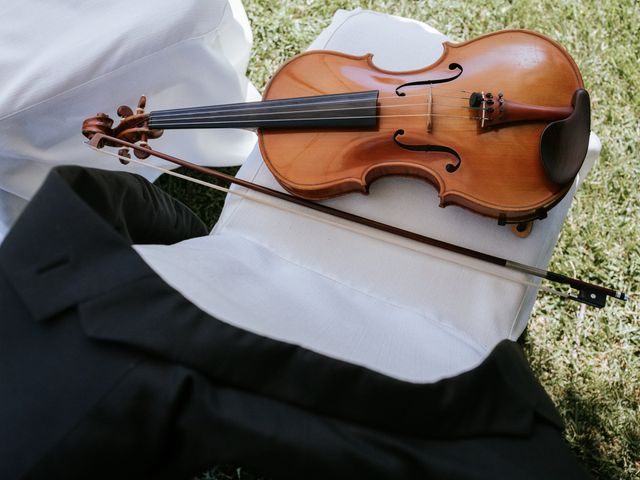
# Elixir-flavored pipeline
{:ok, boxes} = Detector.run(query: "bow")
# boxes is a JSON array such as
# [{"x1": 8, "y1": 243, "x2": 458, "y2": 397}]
[{"x1": 82, "y1": 97, "x2": 628, "y2": 309}]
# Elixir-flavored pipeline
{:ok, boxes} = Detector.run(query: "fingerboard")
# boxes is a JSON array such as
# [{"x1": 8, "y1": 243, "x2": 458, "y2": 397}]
[{"x1": 148, "y1": 90, "x2": 379, "y2": 130}]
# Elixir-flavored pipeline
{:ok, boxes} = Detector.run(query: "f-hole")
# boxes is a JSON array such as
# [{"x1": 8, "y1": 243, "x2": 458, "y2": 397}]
[
  {"x1": 395, "y1": 63, "x2": 464, "y2": 96},
  {"x1": 393, "y1": 129, "x2": 461, "y2": 173}
]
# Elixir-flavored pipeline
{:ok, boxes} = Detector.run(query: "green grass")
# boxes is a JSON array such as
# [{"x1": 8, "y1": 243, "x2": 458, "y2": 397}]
[{"x1": 158, "y1": 1, "x2": 639, "y2": 478}]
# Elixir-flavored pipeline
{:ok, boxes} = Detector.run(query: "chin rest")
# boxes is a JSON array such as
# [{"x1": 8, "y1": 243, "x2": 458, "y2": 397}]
[{"x1": 541, "y1": 89, "x2": 591, "y2": 185}]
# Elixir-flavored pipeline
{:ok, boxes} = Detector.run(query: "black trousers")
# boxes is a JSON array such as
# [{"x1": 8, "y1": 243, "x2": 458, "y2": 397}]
[{"x1": 0, "y1": 166, "x2": 590, "y2": 479}]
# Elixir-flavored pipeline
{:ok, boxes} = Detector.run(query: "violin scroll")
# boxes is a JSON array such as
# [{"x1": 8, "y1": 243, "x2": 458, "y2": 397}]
[{"x1": 82, "y1": 95, "x2": 163, "y2": 160}]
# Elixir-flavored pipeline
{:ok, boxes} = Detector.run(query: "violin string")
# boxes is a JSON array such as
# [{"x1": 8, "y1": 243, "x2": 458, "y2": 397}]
[
  {"x1": 150, "y1": 113, "x2": 484, "y2": 128},
  {"x1": 130, "y1": 115, "x2": 513, "y2": 134},
  {"x1": 404, "y1": 86, "x2": 475, "y2": 95},
  {"x1": 120, "y1": 115, "x2": 496, "y2": 135},
  {"x1": 150, "y1": 94, "x2": 475, "y2": 120},
  {"x1": 151, "y1": 89, "x2": 475, "y2": 118},
  {"x1": 87, "y1": 144, "x2": 573, "y2": 303},
  {"x1": 378, "y1": 85, "x2": 475, "y2": 96},
  {"x1": 150, "y1": 102, "x2": 484, "y2": 124}
]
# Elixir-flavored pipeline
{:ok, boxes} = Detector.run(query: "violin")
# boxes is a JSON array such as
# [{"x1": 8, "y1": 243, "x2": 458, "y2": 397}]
[
  {"x1": 81, "y1": 29, "x2": 628, "y2": 307},
  {"x1": 83, "y1": 29, "x2": 591, "y2": 226}
]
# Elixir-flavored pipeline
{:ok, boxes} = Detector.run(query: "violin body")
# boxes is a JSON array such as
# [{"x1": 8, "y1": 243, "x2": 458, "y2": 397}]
[{"x1": 259, "y1": 30, "x2": 587, "y2": 223}]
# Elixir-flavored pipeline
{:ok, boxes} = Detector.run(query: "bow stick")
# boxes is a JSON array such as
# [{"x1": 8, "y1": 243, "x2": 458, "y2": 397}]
[
  {"x1": 90, "y1": 143, "x2": 576, "y2": 302},
  {"x1": 86, "y1": 132, "x2": 627, "y2": 309}
]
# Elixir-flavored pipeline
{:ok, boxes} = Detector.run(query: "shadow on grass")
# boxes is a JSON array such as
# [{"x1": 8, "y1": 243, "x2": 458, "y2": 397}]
[
  {"x1": 558, "y1": 386, "x2": 638, "y2": 479},
  {"x1": 155, "y1": 166, "x2": 240, "y2": 230}
]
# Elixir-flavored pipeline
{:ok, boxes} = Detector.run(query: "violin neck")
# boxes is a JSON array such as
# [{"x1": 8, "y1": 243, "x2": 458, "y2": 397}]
[{"x1": 148, "y1": 90, "x2": 379, "y2": 131}]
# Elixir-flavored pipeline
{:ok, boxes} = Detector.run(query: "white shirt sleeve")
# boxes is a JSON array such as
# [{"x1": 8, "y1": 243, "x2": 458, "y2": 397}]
[{"x1": 0, "y1": 0, "x2": 259, "y2": 202}]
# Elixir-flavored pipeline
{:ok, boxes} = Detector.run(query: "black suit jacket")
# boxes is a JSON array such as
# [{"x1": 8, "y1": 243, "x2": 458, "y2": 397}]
[{"x1": 0, "y1": 166, "x2": 590, "y2": 479}]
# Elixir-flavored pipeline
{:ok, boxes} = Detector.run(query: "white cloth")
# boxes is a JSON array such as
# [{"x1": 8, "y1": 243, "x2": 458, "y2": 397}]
[
  {"x1": 135, "y1": 9, "x2": 601, "y2": 382},
  {"x1": 0, "y1": 0, "x2": 258, "y2": 235}
]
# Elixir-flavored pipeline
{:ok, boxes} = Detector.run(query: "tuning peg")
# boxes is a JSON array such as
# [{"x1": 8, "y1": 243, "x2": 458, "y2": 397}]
[
  {"x1": 137, "y1": 95, "x2": 147, "y2": 112},
  {"x1": 118, "y1": 148, "x2": 131, "y2": 165},
  {"x1": 134, "y1": 139, "x2": 151, "y2": 159},
  {"x1": 117, "y1": 105, "x2": 134, "y2": 118}
]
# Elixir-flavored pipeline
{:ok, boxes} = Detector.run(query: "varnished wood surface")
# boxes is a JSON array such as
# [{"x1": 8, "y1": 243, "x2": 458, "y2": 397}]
[{"x1": 259, "y1": 29, "x2": 584, "y2": 222}]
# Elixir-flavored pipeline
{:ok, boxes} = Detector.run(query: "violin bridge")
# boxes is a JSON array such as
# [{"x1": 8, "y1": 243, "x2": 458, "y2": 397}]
[{"x1": 426, "y1": 85, "x2": 433, "y2": 133}]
